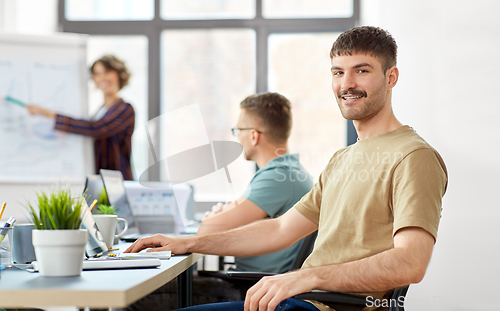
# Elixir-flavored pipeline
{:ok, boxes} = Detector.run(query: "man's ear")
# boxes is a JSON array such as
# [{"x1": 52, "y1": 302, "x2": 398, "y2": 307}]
[
  {"x1": 251, "y1": 129, "x2": 260, "y2": 146},
  {"x1": 387, "y1": 66, "x2": 399, "y2": 90}
]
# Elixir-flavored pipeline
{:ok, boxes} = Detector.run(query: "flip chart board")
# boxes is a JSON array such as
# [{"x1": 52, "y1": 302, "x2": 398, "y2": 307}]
[{"x1": 0, "y1": 33, "x2": 93, "y2": 182}]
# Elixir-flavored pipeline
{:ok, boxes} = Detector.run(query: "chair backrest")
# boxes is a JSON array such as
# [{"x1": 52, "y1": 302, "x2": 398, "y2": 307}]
[
  {"x1": 388, "y1": 285, "x2": 409, "y2": 311},
  {"x1": 289, "y1": 230, "x2": 317, "y2": 271}
]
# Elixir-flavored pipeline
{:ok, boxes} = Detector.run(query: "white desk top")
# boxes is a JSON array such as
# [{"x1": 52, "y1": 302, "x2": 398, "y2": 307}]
[{"x1": 0, "y1": 252, "x2": 203, "y2": 308}]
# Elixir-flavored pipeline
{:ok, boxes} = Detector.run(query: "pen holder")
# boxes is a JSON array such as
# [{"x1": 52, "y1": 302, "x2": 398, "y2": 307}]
[
  {"x1": 0, "y1": 252, "x2": 4, "y2": 279},
  {"x1": 0, "y1": 227, "x2": 13, "y2": 268},
  {"x1": 9, "y1": 224, "x2": 36, "y2": 264}
]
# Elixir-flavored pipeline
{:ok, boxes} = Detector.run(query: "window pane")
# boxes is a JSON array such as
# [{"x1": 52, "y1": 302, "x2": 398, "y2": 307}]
[
  {"x1": 160, "y1": 29, "x2": 256, "y2": 199},
  {"x1": 268, "y1": 33, "x2": 346, "y2": 180},
  {"x1": 263, "y1": 0, "x2": 353, "y2": 19},
  {"x1": 86, "y1": 36, "x2": 149, "y2": 180},
  {"x1": 65, "y1": 0, "x2": 154, "y2": 21},
  {"x1": 161, "y1": 0, "x2": 255, "y2": 20}
]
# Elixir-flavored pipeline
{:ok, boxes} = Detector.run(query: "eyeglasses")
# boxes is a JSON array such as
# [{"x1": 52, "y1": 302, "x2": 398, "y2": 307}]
[{"x1": 231, "y1": 127, "x2": 262, "y2": 137}]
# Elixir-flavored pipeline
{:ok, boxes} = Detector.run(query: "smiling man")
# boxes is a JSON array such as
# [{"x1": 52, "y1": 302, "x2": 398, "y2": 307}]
[{"x1": 125, "y1": 26, "x2": 448, "y2": 311}]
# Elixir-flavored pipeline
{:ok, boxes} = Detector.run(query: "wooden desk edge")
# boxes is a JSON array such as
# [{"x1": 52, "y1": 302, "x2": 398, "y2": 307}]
[
  {"x1": 124, "y1": 253, "x2": 204, "y2": 307},
  {"x1": 0, "y1": 253, "x2": 204, "y2": 308}
]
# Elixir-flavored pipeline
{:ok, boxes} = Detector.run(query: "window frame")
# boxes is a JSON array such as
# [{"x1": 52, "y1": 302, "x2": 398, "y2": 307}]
[{"x1": 58, "y1": 0, "x2": 360, "y2": 181}]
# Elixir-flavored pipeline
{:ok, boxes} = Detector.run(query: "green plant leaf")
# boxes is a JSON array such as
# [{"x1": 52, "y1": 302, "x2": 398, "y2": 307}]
[
  {"x1": 26, "y1": 186, "x2": 83, "y2": 230},
  {"x1": 99, "y1": 188, "x2": 109, "y2": 206},
  {"x1": 96, "y1": 204, "x2": 117, "y2": 215}
]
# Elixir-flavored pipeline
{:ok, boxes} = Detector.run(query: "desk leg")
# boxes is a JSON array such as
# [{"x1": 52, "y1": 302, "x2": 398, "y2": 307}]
[{"x1": 177, "y1": 266, "x2": 193, "y2": 308}]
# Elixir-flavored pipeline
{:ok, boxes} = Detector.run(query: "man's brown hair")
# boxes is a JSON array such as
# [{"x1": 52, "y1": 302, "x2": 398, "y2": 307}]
[
  {"x1": 240, "y1": 92, "x2": 292, "y2": 144},
  {"x1": 330, "y1": 26, "x2": 398, "y2": 72},
  {"x1": 90, "y1": 55, "x2": 131, "y2": 89}
]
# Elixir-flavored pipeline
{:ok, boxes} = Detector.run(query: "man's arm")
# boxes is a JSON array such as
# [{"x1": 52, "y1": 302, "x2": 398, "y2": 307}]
[
  {"x1": 197, "y1": 198, "x2": 268, "y2": 235},
  {"x1": 244, "y1": 227, "x2": 435, "y2": 311},
  {"x1": 125, "y1": 208, "x2": 318, "y2": 257}
]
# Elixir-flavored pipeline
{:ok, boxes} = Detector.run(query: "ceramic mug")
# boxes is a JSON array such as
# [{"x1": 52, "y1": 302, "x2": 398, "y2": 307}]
[{"x1": 93, "y1": 215, "x2": 128, "y2": 250}]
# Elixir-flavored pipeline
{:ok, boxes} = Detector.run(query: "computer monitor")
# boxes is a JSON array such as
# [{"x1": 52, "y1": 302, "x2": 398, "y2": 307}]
[
  {"x1": 100, "y1": 169, "x2": 137, "y2": 232},
  {"x1": 119, "y1": 181, "x2": 198, "y2": 240},
  {"x1": 83, "y1": 174, "x2": 103, "y2": 205}
]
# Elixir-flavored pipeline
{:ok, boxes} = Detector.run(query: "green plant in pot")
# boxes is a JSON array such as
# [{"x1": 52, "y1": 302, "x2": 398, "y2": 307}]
[
  {"x1": 96, "y1": 204, "x2": 117, "y2": 215},
  {"x1": 27, "y1": 187, "x2": 88, "y2": 277}
]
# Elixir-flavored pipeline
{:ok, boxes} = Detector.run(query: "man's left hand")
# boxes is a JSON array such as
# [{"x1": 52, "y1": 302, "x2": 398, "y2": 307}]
[{"x1": 244, "y1": 269, "x2": 316, "y2": 311}]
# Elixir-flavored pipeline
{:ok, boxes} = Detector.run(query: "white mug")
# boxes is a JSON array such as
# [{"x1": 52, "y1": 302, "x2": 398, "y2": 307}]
[{"x1": 93, "y1": 215, "x2": 128, "y2": 250}]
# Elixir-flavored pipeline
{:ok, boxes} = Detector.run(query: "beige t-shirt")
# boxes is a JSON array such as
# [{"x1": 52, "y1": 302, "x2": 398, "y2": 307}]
[{"x1": 294, "y1": 126, "x2": 448, "y2": 311}]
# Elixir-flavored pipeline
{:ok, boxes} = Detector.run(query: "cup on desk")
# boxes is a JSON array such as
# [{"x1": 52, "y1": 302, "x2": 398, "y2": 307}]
[
  {"x1": 8, "y1": 224, "x2": 36, "y2": 264},
  {"x1": 0, "y1": 227, "x2": 13, "y2": 268},
  {"x1": 93, "y1": 215, "x2": 128, "y2": 250}
]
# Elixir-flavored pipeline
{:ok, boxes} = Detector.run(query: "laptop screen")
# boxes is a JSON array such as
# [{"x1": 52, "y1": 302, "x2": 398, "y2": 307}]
[
  {"x1": 83, "y1": 174, "x2": 103, "y2": 205},
  {"x1": 77, "y1": 197, "x2": 108, "y2": 257},
  {"x1": 100, "y1": 169, "x2": 136, "y2": 230}
]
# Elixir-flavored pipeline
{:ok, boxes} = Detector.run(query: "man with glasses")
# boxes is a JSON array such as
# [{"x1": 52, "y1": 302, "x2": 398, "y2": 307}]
[{"x1": 197, "y1": 92, "x2": 313, "y2": 273}]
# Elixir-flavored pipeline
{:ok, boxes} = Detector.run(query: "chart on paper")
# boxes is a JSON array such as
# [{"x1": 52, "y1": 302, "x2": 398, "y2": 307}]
[{"x1": 0, "y1": 33, "x2": 90, "y2": 182}]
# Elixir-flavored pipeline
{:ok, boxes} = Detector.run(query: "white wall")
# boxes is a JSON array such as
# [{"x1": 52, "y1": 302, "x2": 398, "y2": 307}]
[
  {"x1": 361, "y1": 0, "x2": 500, "y2": 310},
  {"x1": 0, "y1": 0, "x2": 57, "y2": 33}
]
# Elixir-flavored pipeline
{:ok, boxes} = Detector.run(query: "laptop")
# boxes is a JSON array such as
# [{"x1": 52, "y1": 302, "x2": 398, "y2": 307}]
[
  {"x1": 83, "y1": 174, "x2": 104, "y2": 206},
  {"x1": 79, "y1": 198, "x2": 166, "y2": 269},
  {"x1": 95, "y1": 170, "x2": 198, "y2": 242},
  {"x1": 120, "y1": 181, "x2": 199, "y2": 242},
  {"x1": 99, "y1": 169, "x2": 138, "y2": 234}
]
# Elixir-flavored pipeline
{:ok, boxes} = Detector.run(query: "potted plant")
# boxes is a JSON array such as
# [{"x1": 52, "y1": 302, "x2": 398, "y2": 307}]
[
  {"x1": 96, "y1": 204, "x2": 117, "y2": 215},
  {"x1": 27, "y1": 187, "x2": 88, "y2": 277}
]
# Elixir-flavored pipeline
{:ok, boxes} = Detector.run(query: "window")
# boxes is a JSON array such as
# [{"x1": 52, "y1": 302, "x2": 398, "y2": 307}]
[
  {"x1": 161, "y1": 0, "x2": 255, "y2": 20},
  {"x1": 86, "y1": 36, "x2": 149, "y2": 179},
  {"x1": 263, "y1": 0, "x2": 353, "y2": 19},
  {"x1": 160, "y1": 29, "x2": 256, "y2": 197},
  {"x1": 268, "y1": 33, "x2": 346, "y2": 178},
  {"x1": 59, "y1": 0, "x2": 358, "y2": 198},
  {"x1": 65, "y1": 0, "x2": 154, "y2": 21}
]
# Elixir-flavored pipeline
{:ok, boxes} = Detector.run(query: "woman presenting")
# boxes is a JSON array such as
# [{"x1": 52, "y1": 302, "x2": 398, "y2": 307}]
[{"x1": 27, "y1": 55, "x2": 135, "y2": 180}]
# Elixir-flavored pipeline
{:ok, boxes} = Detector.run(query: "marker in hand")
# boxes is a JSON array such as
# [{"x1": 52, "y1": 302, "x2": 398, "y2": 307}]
[{"x1": 5, "y1": 96, "x2": 26, "y2": 108}]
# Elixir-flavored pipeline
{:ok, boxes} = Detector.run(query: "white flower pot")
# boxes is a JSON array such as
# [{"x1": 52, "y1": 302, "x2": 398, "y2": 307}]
[{"x1": 32, "y1": 229, "x2": 88, "y2": 277}]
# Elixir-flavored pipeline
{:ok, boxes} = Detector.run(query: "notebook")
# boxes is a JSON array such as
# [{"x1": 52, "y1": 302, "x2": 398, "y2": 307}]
[
  {"x1": 32, "y1": 257, "x2": 162, "y2": 271},
  {"x1": 120, "y1": 229, "x2": 197, "y2": 243}
]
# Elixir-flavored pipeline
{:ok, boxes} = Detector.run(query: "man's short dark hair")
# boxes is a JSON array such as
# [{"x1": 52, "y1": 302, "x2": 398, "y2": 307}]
[
  {"x1": 330, "y1": 26, "x2": 398, "y2": 72},
  {"x1": 90, "y1": 55, "x2": 131, "y2": 89},
  {"x1": 240, "y1": 92, "x2": 292, "y2": 144}
]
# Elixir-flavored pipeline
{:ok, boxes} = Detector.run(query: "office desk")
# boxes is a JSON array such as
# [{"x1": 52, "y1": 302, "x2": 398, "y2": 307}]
[{"x1": 0, "y1": 253, "x2": 203, "y2": 309}]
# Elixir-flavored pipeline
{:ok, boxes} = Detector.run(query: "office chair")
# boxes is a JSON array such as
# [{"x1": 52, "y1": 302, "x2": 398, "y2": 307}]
[
  {"x1": 197, "y1": 231, "x2": 318, "y2": 297},
  {"x1": 214, "y1": 229, "x2": 409, "y2": 311},
  {"x1": 224, "y1": 271, "x2": 408, "y2": 311},
  {"x1": 292, "y1": 285, "x2": 409, "y2": 311}
]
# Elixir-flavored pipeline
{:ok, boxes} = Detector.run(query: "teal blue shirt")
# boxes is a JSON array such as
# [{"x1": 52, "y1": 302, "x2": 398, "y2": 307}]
[{"x1": 235, "y1": 153, "x2": 313, "y2": 273}]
